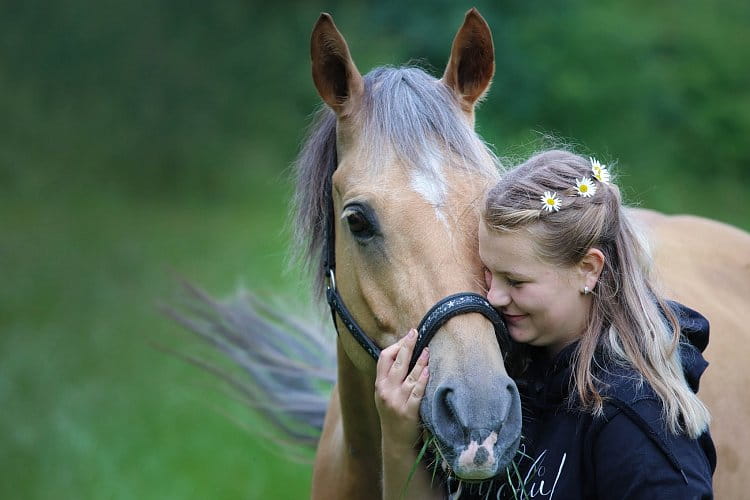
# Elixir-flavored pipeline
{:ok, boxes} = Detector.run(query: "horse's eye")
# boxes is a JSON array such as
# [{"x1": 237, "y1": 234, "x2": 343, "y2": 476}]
[
  {"x1": 346, "y1": 211, "x2": 373, "y2": 238},
  {"x1": 342, "y1": 203, "x2": 379, "y2": 242}
]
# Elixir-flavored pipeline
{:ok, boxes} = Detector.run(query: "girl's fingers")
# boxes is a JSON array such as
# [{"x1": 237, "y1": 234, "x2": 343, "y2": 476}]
[
  {"x1": 405, "y1": 365, "x2": 430, "y2": 415},
  {"x1": 401, "y1": 347, "x2": 429, "y2": 393},
  {"x1": 376, "y1": 341, "x2": 401, "y2": 383},
  {"x1": 389, "y1": 328, "x2": 418, "y2": 382},
  {"x1": 374, "y1": 335, "x2": 429, "y2": 435}
]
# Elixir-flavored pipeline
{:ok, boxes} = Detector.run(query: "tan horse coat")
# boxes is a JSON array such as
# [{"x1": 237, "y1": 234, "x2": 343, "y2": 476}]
[{"x1": 637, "y1": 209, "x2": 750, "y2": 498}]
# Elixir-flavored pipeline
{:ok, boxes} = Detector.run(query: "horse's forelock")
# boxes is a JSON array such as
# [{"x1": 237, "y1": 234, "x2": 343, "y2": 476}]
[
  {"x1": 361, "y1": 66, "x2": 498, "y2": 177},
  {"x1": 293, "y1": 66, "x2": 501, "y2": 300}
]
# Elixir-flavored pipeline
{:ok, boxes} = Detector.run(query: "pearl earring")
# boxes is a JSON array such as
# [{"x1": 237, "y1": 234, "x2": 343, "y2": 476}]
[{"x1": 582, "y1": 286, "x2": 591, "y2": 295}]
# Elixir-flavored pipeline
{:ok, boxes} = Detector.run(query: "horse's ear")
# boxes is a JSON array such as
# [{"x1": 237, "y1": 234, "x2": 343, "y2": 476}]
[
  {"x1": 311, "y1": 13, "x2": 364, "y2": 117},
  {"x1": 442, "y1": 8, "x2": 495, "y2": 117}
]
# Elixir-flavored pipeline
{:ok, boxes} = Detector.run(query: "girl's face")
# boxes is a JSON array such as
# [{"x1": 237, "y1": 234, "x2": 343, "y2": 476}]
[{"x1": 478, "y1": 222, "x2": 596, "y2": 356}]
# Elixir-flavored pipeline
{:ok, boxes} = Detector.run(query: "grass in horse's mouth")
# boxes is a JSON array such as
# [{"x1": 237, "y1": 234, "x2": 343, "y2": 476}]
[{"x1": 402, "y1": 431, "x2": 534, "y2": 500}]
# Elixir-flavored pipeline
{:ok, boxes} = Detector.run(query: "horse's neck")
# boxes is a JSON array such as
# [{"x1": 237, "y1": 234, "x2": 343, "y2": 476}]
[
  {"x1": 337, "y1": 340, "x2": 381, "y2": 455},
  {"x1": 312, "y1": 340, "x2": 383, "y2": 500},
  {"x1": 336, "y1": 340, "x2": 383, "y2": 483}
]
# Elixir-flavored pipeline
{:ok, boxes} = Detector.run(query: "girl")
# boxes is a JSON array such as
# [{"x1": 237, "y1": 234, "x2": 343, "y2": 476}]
[{"x1": 375, "y1": 150, "x2": 715, "y2": 499}]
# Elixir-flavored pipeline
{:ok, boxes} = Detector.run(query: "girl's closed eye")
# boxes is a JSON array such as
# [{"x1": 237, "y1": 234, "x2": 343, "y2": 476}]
[{"x1": 505, "y1": 276, "x2": 523, "y2": 287}]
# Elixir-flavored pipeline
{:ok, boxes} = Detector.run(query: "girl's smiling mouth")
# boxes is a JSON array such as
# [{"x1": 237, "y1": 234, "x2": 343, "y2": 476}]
[{"x1": 502, "y1": 313, "x2": 528, "y2": 324}]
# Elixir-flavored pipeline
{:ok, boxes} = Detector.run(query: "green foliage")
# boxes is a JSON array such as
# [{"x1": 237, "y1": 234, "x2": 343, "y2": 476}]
[
  {"x1": 2, "y1": 1, "x2": 748, "y2": 222},
  {"x1": 475, "y1": 0, "x2": 750, "y2": 228},
  {"x1": 2, "y1": 1, "x2": 748, "y2": 499}
]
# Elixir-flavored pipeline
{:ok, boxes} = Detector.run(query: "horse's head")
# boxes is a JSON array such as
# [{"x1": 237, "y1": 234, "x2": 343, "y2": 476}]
[{"x1": 303, "y1": 9, "x2": 522, "y2": 481}]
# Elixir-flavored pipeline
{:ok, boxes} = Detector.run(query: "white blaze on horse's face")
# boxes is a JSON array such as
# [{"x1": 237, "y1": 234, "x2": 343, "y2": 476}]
[
  {"x1": 409, "y1": 152, "x2": 449, "y2": 227},
  {"x1": 311, "y1": 9, "x2": 523, "y2": 482}
]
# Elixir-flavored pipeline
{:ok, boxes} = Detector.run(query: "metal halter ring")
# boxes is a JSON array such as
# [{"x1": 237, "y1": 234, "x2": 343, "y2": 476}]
[{"x1": 327, "y1": 269, "x2": 337, "y2": 292}]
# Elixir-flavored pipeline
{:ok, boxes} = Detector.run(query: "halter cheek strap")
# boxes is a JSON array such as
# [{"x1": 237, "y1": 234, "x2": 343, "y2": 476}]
[{"x1": 325, "y1": 270, "x2": 381, "y2": 361}]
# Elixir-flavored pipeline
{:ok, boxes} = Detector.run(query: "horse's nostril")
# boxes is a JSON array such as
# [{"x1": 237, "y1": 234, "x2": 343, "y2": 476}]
[
  {"x1": 436, "y1": 386, "x2": 453, "y2": 415},
  {"x1": 507, "y1": 381, "x2": 518, "y2": 396},
  {"x1": 433, "y1": 385, "x2": 464, "y2": 443}
]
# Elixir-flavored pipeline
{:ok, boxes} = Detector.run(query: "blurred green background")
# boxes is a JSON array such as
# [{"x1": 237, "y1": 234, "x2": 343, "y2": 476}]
[{"x1": 2, "y1": 1, "x2": 748, "y2": 498}]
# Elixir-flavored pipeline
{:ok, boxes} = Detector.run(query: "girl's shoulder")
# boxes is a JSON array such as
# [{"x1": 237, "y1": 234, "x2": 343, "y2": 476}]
[
  {"x1": 589, "y1": 393, "x2": 716, "y2": 496},
  {"x1": 595, "y1": 298, "x2": 711, "y2": 405},
  {"x1": 590, "y1": 357, "x2": 716, "y2": 472},
  {"x1": 590, "y1": 367, "x2": 716, "y2": 489},
  {"x1": 595, "y1": 364, "x2": 656, "y2": 406}
]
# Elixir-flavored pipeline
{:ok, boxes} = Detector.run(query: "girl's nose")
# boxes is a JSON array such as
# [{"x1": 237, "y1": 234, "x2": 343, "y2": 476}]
[{"x1": 487, "y1": 281, "x2": 511, "y2": 309}]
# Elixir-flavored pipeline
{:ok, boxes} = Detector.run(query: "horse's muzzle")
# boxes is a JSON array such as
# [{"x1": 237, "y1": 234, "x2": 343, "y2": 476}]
[{"x1": 422, "y1": 372, "x2": 522, "y2": 480}]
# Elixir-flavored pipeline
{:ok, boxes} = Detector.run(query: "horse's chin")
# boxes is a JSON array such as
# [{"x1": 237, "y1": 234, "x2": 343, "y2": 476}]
[
  {"x1": 453, "y1": 434, "x2": 521, "y2": 480},
  {"x1": 423, "y1": 428, "x2": 521, "y2": 482}
]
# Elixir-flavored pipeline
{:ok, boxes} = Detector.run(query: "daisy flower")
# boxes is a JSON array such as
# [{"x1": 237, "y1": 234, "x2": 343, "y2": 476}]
[
  {"x1": 590, "y1": 157, "x2": 610, "y2": 184},
  {"x1": 540, "y1": 191, "x2": 561, "y2": 212},
  {"x1": 575, "y1": 177, "x2": 597, "y2": 197}
]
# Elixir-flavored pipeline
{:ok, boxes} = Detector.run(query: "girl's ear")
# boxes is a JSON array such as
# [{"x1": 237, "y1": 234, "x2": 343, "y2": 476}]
[{"x1": 579, "y1": 248, "x2": 605, "y2": 291}]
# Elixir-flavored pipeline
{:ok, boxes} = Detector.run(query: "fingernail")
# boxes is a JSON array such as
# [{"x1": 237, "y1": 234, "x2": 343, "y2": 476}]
[
  {"x1": 419, "y1": 349, "x2": 428, "y2": 361},
  {"x1": 408, "y1": 328, "x2": 416, "y2": 339}
]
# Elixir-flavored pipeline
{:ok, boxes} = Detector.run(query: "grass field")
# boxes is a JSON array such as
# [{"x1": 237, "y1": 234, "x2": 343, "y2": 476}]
[{"x1": 0, "y1": 173, "x2": 314, "y2": 499}]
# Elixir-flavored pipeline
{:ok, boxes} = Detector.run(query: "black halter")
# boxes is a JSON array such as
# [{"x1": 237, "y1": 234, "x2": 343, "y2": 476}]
[{"x1": 322, "y1": 154, "x2": 509, "y2": 372}]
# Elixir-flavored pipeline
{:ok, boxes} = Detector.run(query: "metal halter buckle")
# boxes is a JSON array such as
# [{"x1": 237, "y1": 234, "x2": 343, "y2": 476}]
[{"x1": 326, "y1": 268, "x2": 337, "y2": 292}]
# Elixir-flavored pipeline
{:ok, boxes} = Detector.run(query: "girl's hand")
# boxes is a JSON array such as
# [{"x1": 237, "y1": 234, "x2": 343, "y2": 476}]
[{"x1": 374, "y1": 328, "x2": 430, "y2": 447}]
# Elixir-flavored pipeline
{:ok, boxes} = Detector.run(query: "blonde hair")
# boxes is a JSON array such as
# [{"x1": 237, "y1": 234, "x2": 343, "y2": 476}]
[{"x1": 482, "y1": 150, "x2": 710, "y2": 438}]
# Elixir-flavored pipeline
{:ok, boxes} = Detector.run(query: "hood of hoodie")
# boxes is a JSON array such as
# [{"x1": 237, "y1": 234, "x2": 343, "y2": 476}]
[{"x1": 671, "y1": 300, "x2": 710, "y2": 393}]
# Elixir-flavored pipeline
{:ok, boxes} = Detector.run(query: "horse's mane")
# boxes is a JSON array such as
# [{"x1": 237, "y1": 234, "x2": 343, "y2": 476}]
[{"x1": 293, "y1": 65, "x2": 500, "y2": 299}]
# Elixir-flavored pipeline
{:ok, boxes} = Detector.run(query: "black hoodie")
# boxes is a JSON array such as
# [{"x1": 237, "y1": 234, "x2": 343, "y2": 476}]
[{"x1": 486, "y1": 301, "x2": 716, "y2": 499}]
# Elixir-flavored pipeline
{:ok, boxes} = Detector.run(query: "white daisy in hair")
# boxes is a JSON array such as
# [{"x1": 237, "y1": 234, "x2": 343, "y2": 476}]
[
  {"x1": 540, "y1": 191, "x2": 561, "y2": 212},
  {"x1": 575, "y1": 177, "x2": 597, "y2": 197},
  {"x1": 590, "y1": 156, "x2": 610, "y2": 184}
]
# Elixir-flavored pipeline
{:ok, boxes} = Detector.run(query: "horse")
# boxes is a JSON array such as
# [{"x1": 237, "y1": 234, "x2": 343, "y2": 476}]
[
  {"x1": 174, "y1": 8, "x2": 750, "y2": 499},
  {"x1": 305, "y1": 10, "x2": 524, "y2": 497}
]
